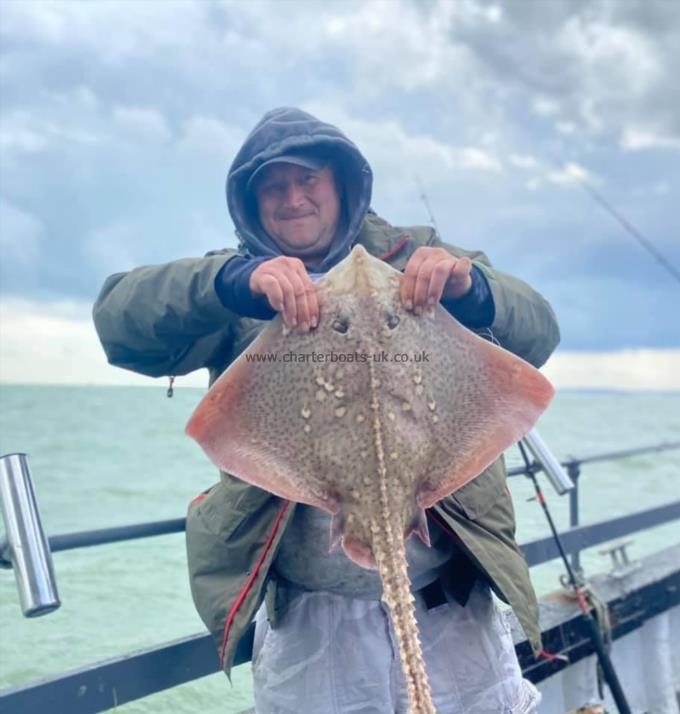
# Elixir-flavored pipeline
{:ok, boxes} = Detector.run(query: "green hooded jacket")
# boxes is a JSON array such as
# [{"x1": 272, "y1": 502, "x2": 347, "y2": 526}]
[{"x1": 92, "y1": 108, "x2": 560, "y2": 677}]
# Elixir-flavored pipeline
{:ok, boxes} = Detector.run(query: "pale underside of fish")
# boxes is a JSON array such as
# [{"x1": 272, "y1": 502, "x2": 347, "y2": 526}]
[{"x1": 186, "y1": 245, "x2": 554, "y2": 714}]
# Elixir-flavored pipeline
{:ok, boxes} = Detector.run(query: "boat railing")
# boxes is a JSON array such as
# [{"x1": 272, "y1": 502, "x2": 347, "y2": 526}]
[{"x1": 1, "y1": 440, "x2": 679, "y2": 713}]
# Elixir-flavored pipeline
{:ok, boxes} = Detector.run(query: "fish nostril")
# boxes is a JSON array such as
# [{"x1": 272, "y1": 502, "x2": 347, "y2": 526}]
[{"x1": 386, "y1": 313, "x2": 400, "y2": 329}]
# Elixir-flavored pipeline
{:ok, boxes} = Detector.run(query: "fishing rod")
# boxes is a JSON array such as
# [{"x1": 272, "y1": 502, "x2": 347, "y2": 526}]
[
  {"x1": 518, "y1": 440, "x2": 632, "y2": 714},
  {"x1": 541, "y1": 150, "x2": 680, "y2": 288}
]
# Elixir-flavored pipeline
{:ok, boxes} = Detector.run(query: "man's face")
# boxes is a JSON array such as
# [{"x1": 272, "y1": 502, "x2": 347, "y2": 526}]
[{"x1": 253, "y1": 162, "x2": 341, "y2": 267}]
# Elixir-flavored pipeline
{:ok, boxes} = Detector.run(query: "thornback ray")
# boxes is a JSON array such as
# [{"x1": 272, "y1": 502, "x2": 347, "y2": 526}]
[{"x1": 186, "y1": 244, "x2": 554, "y2": 713}]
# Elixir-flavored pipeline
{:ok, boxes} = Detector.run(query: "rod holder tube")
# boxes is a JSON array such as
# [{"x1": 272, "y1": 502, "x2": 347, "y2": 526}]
[
  {"x1": 521, "y1": 428, "x2": 576, "y2": 495},
  {"x1": 0, "y1": 453, "x2": 60, "y2": 617}
]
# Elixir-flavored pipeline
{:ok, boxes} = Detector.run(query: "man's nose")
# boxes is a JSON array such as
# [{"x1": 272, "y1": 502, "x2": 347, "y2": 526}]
[{"x1": 283, "y1": 182, "x2": 306, "y2": 207}]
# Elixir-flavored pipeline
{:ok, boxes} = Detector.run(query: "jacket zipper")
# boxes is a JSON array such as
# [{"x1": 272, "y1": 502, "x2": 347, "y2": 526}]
[{"x1": 220, "y1": 500, "x2": 292, "y2": 667}]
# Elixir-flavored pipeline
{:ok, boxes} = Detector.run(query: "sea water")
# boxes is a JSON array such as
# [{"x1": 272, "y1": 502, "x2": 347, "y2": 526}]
[{"x1": 0, "y1": 385, "x2": 678, "y2": 713}]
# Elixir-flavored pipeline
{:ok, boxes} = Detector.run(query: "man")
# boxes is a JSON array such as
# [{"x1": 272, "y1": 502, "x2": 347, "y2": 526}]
[{"x1": 93, "y1": 107, "x2": 559, "y2": 713}]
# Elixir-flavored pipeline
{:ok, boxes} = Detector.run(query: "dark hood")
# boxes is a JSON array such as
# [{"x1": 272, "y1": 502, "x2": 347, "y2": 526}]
[{"x1": 226, "y1": 107, "x2": 373, "y2": 272}]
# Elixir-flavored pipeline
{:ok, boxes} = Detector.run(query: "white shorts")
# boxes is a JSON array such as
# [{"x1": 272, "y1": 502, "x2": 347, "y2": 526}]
[{"x1": 252, "y1": 581, "x2": 541, "y2": 713}]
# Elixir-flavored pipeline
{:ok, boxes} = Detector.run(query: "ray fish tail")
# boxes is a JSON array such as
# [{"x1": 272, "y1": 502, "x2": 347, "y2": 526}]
[
  {"x1": 368, "y1": 361, "x2": 436, "y2": 714},
  {"x1": 371, "y1": 520, "x2": 436, "y2": 714}
]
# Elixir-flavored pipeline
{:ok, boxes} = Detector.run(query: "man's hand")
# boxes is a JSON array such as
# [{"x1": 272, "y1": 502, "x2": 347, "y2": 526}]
[
  {"x1": 250, "y1": 257, "x2": 319, "y2": 330},
  {"x1": 401, "y1": 247, "x2": 473, "y2": 315}
]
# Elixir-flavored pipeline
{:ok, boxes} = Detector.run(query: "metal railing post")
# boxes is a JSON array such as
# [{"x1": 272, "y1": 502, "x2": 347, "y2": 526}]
[
  {"x1": 0, "y1": 453, "x2": 60, "y2": 617},
  {"x1": 521, "y1": 429, "x2": 575, "y2": 495}
]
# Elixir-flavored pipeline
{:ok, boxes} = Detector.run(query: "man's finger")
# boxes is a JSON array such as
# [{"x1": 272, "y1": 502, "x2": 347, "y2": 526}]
[
  {"x1": 412, "y1": 258, "x2": 439, "y2": 312},
  {"x1": 258, "y1": 274, "x2": 284, "y2": 314},
  {"x1": 306, "y1": 281, "x2": 320, "y2": 328},
  {"x1": 287, "y1": 270, "x2": 311, "y2": 330},
  {"x1": 275, "y1": 273, "x2": 298, "y2": 327},
  {"x1": 301, "y1": 279, "x2": 320, "y2": 329},
  {"x1": 401, "y1": 249, "x2": 429, "y2": 310},
  {"x1": 444, "y1": 257, "x2": 473, "y2": 299},
  {"x1": 426, "y1": 259, "x2": 455, "y2": 306},
  {"x1": 293, "y1": 263, "x2": 320, "y2": 329}
]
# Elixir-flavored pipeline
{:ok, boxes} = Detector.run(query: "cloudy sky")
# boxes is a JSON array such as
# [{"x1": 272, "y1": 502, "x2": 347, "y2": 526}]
[{"x1": 1, "y1": 0, "x2": 678, "y2": 389}]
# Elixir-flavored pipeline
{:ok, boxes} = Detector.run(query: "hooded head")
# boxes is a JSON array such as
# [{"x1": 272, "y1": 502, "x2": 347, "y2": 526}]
[{"x1": 226, "y1": 107, "x2": 373, "y2": 272}]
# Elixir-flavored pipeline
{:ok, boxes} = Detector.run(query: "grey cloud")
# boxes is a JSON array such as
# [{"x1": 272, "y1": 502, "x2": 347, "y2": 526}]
[
  {"x1": 441, "y1": 0, "x2": 680, "y2": 148},
  {"x1": 0, "y1": 201, "x2": 44, "y2": 295}
]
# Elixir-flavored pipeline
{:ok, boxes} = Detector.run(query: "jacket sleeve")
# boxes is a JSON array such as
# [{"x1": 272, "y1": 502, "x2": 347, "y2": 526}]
[
  {"x1": 92, "y1": 250, "x2": 242, "y2": 378},
  {"x1": 429, "y1": 233, "x2": 560, "y2": 368}
]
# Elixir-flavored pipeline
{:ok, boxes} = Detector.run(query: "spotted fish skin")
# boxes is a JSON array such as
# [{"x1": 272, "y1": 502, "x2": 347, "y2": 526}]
[{"x1": 186, "y1": 245, "x2": 555, "y2": 714}]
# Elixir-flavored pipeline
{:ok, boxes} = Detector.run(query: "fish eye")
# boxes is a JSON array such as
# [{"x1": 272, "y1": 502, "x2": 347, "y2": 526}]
[
  {"x1": 385, "y1": 313, "x2": 400, "y2": 329},
  {"x1": 332, "y1": 316, "x2": 349, "y2": 334}
]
